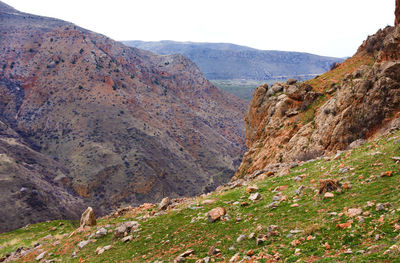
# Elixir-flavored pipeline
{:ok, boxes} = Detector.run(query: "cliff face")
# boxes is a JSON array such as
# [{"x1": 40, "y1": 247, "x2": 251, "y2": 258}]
[
  {"x1": 235, "y1": 24, "x2": 400, "y2": 179},
  {"x1": 0, "y1": 2, "x2": 247, "y2": 231}
]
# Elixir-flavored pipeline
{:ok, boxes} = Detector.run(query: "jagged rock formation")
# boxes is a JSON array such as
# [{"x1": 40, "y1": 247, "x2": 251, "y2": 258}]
[
  {"x1": 0, "y1": 1, "x2": 247, "y2": 231},
  {"x1": 123, "y1": 41, "x2": 343, "y2": 81},
  {"x1": 235, "y1": 24, "x2": 400, "y2": 179}
]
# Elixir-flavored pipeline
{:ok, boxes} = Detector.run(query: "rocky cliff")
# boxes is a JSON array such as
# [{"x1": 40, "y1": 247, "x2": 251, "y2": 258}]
[
  {"x1": 0, "y1": 2, "x2": 247, "y2": 232},
  {"x1": 235, "y1": 24, "x2": 400, "y2": 179}
]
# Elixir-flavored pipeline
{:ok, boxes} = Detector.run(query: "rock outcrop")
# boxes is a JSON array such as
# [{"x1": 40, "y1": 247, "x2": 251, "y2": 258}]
[
  {"x1": 0, "y1": 1, "x2": 246, "y2": 231},
  {"x1": 80, "y1": 207, "x2": 96, "y2": 227},
  {"x1": 234, "y1": 24, "x2": 400, "y2": 180},
  {"x1": 396, "y1": 0, "x2": 400, "y2": 26}
]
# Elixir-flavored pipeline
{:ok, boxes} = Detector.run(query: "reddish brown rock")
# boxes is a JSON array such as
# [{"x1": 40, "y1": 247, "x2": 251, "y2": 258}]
[
  {"x1": 396, "y1": 0, "x2": 400, "y2": 26},
  {"x1": 207, "y1": 207, "x2": 226, "y2": 222}
]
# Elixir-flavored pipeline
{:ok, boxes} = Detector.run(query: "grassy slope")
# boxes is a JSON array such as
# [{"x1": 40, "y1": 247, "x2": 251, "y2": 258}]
[{"x1": 1, "y1": 129, "x2": 399, "y2": 262}]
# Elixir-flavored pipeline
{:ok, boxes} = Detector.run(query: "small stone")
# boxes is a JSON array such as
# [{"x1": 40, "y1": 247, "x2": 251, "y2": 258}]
[
  {"x1": 104, "y1": 245, "x2": 112, "y2": 250},
  {"x1": 36, "y1": 251, "x2": 46, "y2": 261},
  {"x1": 344, "y1": 249, "x2": 353, "y2": 254},
  {"x1": 248, "y1": 232, "x2": 255, "y2": 239},
  {"x1": 290, "y1": 229, "x2": 304, "y2": 234},
  {"x1": 249, "y1": 192, "x2": 261, "y2": 201},
  {"x1": 174, "y1": 256, "x2": 185, "y2": 263},
  {"x1": 114, "y1": 221, "x2": 139, "y2": 238},
  {"x1": 159, "y1": 197, "x2": 171, "y2": 210},
  {"x1": 272, "y1": 195, "x2": 282, "y2": 201},
  {"x1": 265, "y1": 201, "x2": 278, "y2": 209},
  {"x1": 121, "y1": 235, "x2": 133, "y2": 242},
  {"x1": 295, "y1": 185, "x2": 305, "y2": 195},
  {"x1": 78, "y1": 240, "x2": 90, "y2": 249},
  {"x1": 293, "y1": 176, "x2": 302, "y2": 182},
  {"x1": 376, "y1": 203, "x2": 385, "y2": 211},
  {"x1": 201, "y1": 199, "x2": 216, "y2": 205},
  {"x1": 96, "y1": 248, "x2": 105, "y2": 255},
  {"x1": 347, "y1": 208, "x2": 362, "y2": 217},
  {"x1": 290, "y1": 203, "x2": 299, "y2": 207},
  {"x1": 228, "y1": 246, "x2": 235, "y2": 251},
  {"x1": 80, "y1": 207, "x2": 96, "y2": 228},
  {"x1": 95, "y1": 228, "x2": 107, "y2": 238},
  {"x1": 207, "y1": 207, "x2": 226, "y2": 222},
  {"x1": 229, "y1": 253, "x2": 240, "y2": 263},
  {"x1": 203, "y1": 256, "x2": 210, "y2": 263},
  {"x1": 237, "y1": 234, "x2": 247, "y2": 242},
  {"x1": 324, "y1": 192, "x2": 334, "y2": 198},
  {"x1": 256, "y1": 237, "x2": 264, "y2": 245},
  {"x1": 208, "y1": 246, "x2": 220, "y2": 256},
  {"x1": 246, "y1": 185, "x2": 259, "y2": 193}
]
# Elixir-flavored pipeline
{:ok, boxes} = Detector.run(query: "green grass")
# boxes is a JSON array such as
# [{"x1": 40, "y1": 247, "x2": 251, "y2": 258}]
[{"x1": 1, "y1": 130, "x2": 400, "y2": 262}]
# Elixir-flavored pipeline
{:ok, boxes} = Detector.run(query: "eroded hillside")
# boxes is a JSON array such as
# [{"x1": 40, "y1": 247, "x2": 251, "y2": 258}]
[{"x1": 0, "y1": 1, "x2": 247, "y2": 232}]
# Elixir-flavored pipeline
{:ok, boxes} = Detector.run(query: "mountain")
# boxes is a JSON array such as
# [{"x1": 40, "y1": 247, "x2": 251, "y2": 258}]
[
  {"x1": 123, "y1": 40, "x2": 344, "y2": 81},
  {"x1": 0, "y1": 1, "x2": 247, "y2": 232}
]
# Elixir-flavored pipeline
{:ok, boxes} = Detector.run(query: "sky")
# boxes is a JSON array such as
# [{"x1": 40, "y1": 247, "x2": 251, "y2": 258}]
[{"x1": 3, "y1": 0, "x2": 395, "y2": 58}]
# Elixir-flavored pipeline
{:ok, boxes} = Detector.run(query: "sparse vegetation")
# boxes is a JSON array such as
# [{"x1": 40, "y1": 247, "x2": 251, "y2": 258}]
[{"x1": 1, "y1": 130, "x2": 399, "y2": 262}]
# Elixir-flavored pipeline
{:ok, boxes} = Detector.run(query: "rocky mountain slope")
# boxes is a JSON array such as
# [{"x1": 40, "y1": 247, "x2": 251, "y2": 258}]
[
  {"x1": 234, "y1": 22, "x2": 400, "y2": 180},
  {"x1": 123, "y1": 40, "x2": 343, "y2": 81},
  {"x1": 0, "y1": 1, "x2": 247, "y2": 232}
]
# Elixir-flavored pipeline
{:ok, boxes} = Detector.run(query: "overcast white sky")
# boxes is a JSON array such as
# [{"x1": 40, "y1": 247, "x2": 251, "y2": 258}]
[{"x1": 3, "y1": 0, "x2": 395, "y2": 57}]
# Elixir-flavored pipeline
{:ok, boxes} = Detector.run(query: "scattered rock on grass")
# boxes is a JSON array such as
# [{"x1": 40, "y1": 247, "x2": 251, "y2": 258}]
[
  {"x1": 249, "y1": 193, "x2": 261, "y2": 201},
  {"x1": 95, "y1": 228, "x2": 107, "y2": 238},
  {"x1": 324, "y1": 192, "x2": 334, "y2": 198},
  {"x1": 246, "y1": 185, "x2": 259, "y2": 193},
  {"x1": 36, "y1": 251, "x2": 46, "y2": 261},
  {"x1": 114, "y1": 221, "x2": 139, "y2": 238},
  {"x1": 237, "y1": 234, "x2": 246, "y2": 242},
  {"x1": 121, "y1": 235, "x2": 133, "y2": 243},
  {"x1": 207, "y1": 207, "x2": 226, "y2": 222},
  {"x1": 376, "y1": 203, "x2": 385, "y2": 211},
  {"x1": 77, "y1": 240, "x2": 91, "y2": 249},
  {"x1": 347, "y1": 208, "x2": 363, "y2": 217}
]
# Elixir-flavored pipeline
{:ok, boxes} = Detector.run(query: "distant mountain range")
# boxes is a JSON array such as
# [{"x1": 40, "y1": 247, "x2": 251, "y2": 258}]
[{"x1": 123, "y1": 40, "x2": 344, "y2": 81}]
